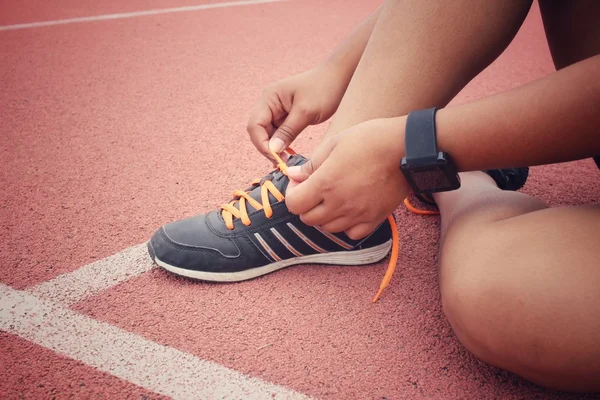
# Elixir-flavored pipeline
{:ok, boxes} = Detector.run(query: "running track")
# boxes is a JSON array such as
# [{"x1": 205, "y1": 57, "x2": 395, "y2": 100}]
[{"x1": 1, "y1": 0, "x2": 599, "y2": 398}]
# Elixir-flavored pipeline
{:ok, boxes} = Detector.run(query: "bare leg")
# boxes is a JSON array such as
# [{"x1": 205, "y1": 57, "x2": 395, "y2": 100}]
[
  {"x1": 430, "y1": 2, "x2": 600, "y2": 390},
  {"x1": 434, "y1": 175, "x2": 600, "y2": 392},
  {"x1": 326, "y1": 0, "x2": 533, "y2": 135},
  {"x1": 319, "y1": 0, "x2": 600, "y2": 392}
]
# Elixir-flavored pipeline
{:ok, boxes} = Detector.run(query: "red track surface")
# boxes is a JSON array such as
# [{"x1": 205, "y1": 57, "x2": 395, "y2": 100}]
[
  {"x1": 1, "y1": 0, "x2": 599, "y2": 398},
  {"x1": 1, "y1": 332, "x2": 169, "y2": 399}
]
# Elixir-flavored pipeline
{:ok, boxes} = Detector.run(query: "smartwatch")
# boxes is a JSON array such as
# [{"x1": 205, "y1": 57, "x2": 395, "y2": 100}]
[{"x1": 400, "y1": 107, "x2": 461, "y2": 197}]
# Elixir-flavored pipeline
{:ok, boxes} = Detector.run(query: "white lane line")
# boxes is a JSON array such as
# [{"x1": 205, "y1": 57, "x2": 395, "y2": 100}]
[
  {"x1": 0, "y1": 284, "x2": 311, "y2": 400},
  {"x1": 0, "y1": 0, "x2": 284, "y2": 32},
  {"x1": 29, "y1": 243, "x2": 153, "y2": 306}
]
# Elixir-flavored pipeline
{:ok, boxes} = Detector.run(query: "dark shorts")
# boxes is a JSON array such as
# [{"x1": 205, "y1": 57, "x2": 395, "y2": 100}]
[{"x1": 594, "y1": 156, "x2": 600, "y2": 170}]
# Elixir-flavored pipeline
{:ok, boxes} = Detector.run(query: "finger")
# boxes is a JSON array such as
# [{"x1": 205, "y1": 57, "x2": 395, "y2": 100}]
[
  {"x1": 299, "y1": 202, "x2": 341, "y2": 227},
  {"x1": 247, "y1": 102, "x2": 275, "y2": 159},
  {"x1": 345, "y1": 222, "x2": 378, "y2": 240},
  {"x1": 269, "y1": 107, "x2": 311, "y2": 154},
  {"x1": 319, "y1": 216, "x2": 354, "y2": 233},
  {"x1": 286, "y1": 136, "x2": 337, "y2": 182},
  {"x1": 285, "y1": 138, "x2": 338, "y2": 214},
  {"x1": 285, "y1": 177, "x2": 323, "y2": 215},
  {"x1": 286, "y1": 178, "x2": 299, "y2": 192},
  {"x1": 272, "y1": 113, "x2": 287, "y2": 130}
]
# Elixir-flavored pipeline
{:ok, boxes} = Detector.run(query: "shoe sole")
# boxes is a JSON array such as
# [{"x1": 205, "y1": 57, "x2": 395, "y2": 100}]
[{"x1": 148, "y1": 239, "x2": 392, "y2": 282}]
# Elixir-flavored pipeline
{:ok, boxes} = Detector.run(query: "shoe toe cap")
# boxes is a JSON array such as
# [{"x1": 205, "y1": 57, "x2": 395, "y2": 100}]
[{"x1": 149, "y1": 214, "x2": 240, "y2": 271}]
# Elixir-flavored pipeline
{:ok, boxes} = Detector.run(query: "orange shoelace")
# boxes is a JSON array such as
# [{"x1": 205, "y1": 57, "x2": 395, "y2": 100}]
[
  {"x1": 220, "y1": 148, "x2": 438, "y2": 303},
  {"x1": 220, "y1": 149, "x2": 297, "y2": 231}
]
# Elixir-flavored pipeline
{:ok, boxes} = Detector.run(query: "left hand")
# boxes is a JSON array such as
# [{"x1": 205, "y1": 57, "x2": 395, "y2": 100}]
[{"x1": 285, "y1": 117, "x2": 409, "y2": 239}]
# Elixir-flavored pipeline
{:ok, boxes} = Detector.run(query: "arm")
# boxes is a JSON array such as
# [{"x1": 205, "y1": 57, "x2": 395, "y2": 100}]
[
  {"x1": 435, "y1": 54, "x2": 600, "y2": 170},
  {"x1": 247, "y1": 5, "x2": 382, "y2": 158},
  {"x1": 322, "y1": 5, "x2": 382, "y2": 89},
  {"x1": 284, "y1": 55, "x2": 599, "y2": 239}
]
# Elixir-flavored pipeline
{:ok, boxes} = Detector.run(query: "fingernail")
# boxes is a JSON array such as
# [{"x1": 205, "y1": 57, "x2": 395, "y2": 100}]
[
  {"x1": 269, "y1": 138, "x2": 285, "y2": 153},
  {"x1": 286, "y1": 165, "x2": 301, "y2": 177}
]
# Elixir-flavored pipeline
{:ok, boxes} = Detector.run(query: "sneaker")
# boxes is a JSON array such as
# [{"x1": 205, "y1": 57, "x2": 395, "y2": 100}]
[
  {"x1": 484, "y1": 167, "x2": 529, "y2": 191},
  {"x1": 148, "y1": 151, "x2": 398, "y2": 302}
]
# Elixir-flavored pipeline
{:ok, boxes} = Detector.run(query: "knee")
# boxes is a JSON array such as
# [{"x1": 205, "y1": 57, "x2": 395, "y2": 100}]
[
  {"x1": 440, "y1": 255, "x2": 504, "y2": 365},
  {"x1": 438, "y1": 227, "x2": 511, "y2": 361},
  {"x1": 438, "y1": 233, "x2": 599, "y2": 392},
  {"x1": 439, "y1": 232, "x2": 535, "y2": 379}
]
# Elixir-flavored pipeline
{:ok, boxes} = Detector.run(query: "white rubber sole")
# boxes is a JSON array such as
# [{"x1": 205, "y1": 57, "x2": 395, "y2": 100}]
[{"x1": 154, "y1": 240, "x2": 392, "y2": 282}]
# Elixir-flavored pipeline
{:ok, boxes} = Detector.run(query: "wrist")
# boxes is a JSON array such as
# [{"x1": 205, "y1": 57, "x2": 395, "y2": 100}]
[
  {"x1": 319, "y1": 56, "x2": 355, "y2": 85},
  {"x1": 434, "y1": 107, "x2": 465, "y2": 173},
  {"x1": 367, "y1": 116, "x2": 406, "y2": 165},
  {"x1": 383, "y1": 116, "x2": 407, "y2": 160}
]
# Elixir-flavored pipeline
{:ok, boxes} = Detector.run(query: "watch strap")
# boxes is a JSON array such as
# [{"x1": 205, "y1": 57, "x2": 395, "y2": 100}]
[{"x1": 404, "y1": 107, "x2": 439, "y2": 164}]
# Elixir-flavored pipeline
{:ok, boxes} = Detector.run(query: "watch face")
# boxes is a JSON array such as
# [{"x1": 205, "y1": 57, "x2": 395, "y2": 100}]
[
  {"x1": 401, "y1": 153, "x2": 461, "y2": 194},
  {"x1": 410, "y1": 165, "x2": 453, "y2": 192}
]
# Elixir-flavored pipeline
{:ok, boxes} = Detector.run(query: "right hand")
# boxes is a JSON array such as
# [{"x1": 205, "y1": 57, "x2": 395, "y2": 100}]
[{"x1": 247, "y1": 62, "x2": 350, "y2": 160}]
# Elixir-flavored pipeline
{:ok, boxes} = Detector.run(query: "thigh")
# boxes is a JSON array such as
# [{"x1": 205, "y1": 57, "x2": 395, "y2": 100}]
[
  {"x1": 540, "y1": 0, "x2": 600, "y2": 69},
  {"x1": 440, "y1": 202, "x2": 600, "y2": 391}
]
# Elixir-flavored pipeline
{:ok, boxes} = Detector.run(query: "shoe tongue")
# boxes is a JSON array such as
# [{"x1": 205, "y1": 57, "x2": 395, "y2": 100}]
[
  {"x1": 285, "y1": 154, "x2": 307, "y2": 168},
  {"x1": 240, "y1": 154, "x2": 307, "y2": 214}
]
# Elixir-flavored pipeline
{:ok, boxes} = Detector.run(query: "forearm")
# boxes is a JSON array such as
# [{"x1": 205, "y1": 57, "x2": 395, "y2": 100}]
[
  {"x1": 435, "y1": 54, "x2": 600, "y2": 171},
  {"x1": 322, "y1": 5, "x2": 382, "y2": 85}
]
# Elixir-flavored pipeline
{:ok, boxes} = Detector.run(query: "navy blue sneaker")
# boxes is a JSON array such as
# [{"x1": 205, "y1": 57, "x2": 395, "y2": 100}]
[
  {"x1": 148, "y1": 154, "x2": 394, "y2": 285},
  {"x1": 484, "y1": 167, "x2": 529, "y2": 191}
]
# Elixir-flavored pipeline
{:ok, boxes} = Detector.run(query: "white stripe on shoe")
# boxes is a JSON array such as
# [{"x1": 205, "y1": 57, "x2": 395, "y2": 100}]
[
  {"x1": 312, "y1": 225, "x2": 353, "y2": 250},
  {"x1": 254, "y1": 233, "x2": 282, "y2": 262},
  {"x1": 270, "y1": 228, "x2": 304, "y2": 257},
  {"x1": 286, "y1": 223, "x2": 326, "y2": 253}
]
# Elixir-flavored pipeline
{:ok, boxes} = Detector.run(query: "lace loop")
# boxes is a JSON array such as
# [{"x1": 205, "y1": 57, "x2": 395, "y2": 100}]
[{"x1": 219, "y1": 151, "x2": 292, "y2": 230}]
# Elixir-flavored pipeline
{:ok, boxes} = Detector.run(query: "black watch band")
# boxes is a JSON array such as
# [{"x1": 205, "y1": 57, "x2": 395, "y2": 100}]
[
  {"x1": 400, "y1": 107, "x2": 461, "y2": 195},
  {"x1": 404, "y1": 107, "x2": 439, "y2": 164}
]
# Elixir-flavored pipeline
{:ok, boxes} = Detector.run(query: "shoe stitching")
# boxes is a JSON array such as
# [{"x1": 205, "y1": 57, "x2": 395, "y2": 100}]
[{"x1": 159, "y1": 227, "x2": 242, "y2": 258}]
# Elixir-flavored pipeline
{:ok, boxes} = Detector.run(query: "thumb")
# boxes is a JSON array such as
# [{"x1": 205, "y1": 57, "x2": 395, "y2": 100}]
[
  {"x1": 286, "y1": 136, "x2": 337, "y2": 183},
  {"x1": 269, "y1": 107, "x2": 311, "y2": 154}
]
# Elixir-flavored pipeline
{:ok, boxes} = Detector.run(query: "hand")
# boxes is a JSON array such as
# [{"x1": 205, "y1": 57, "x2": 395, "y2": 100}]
[
  {"x1": 285, "y1": 117, "x2": 409, "y2": 240},
  {"x1": 247, "y1": 62, "x2": 350, "y2": 161}
]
